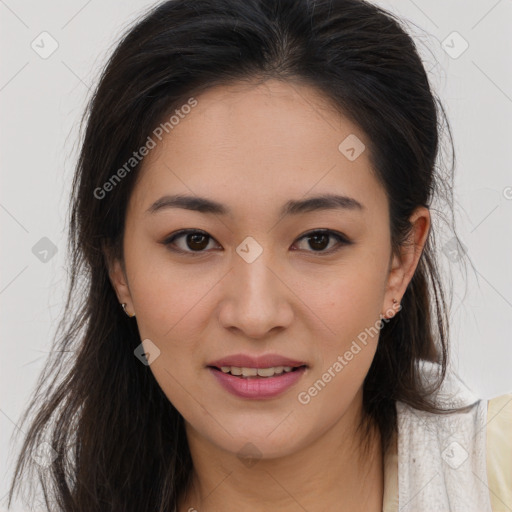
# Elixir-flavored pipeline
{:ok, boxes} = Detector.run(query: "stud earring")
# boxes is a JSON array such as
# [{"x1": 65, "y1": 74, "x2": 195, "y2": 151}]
[
  {"x1": 383, "y1": 298, "x2": 401, "y2": 320},
  {"x1": 121, "y1": 303, "x2": 135, "y2": 318}
]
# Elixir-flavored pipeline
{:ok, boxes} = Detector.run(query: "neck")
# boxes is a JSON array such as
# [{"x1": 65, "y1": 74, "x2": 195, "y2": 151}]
[{"x1": 178, "y1": 391, "x2": 384, "y2": 512}]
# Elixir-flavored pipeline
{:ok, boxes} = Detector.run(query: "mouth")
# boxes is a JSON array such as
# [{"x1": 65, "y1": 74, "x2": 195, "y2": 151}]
[{"x1": 207, "y1": 364, "x2": 307, "y2": 379}]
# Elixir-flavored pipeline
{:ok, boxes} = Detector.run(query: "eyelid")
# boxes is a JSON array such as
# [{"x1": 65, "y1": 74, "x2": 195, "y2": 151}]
[
  {"x1": 293, "y1": 229, "x2": 352, "y2": 254},
  {"x1": 162, "y1": 228, "x2": 352, "y2": 256},
  {"x1": 295, "y1": 228, "x2": 351, "y2": 243},
  {"x1": 162, "y1": 229, "x2": 219, "y2": 257}
]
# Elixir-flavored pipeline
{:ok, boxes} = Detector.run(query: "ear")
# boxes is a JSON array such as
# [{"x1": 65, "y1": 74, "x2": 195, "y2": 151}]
[
  {"x1": 104, "y1": 245, "x2": 135, "y2": 317},
  {"x1": 382, "y1": 206, "x2": 430, "y2": 319}
]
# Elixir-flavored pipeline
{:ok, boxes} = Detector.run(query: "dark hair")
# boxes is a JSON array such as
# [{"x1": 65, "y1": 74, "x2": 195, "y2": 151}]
[{"x1": 7, "y1": 0, "x2": 465, "y2": 510}]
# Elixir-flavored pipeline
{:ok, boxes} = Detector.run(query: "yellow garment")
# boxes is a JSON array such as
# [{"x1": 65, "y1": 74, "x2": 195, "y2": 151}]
[{"x1": 383, "y1": 393, "x2": 512, "y2": 511}]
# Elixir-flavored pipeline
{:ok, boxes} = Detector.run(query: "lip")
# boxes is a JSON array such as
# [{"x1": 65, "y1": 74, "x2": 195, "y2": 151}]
[
  {"x1": 208, "y1": 365, "x2": 307, "y2": 399},
  {"x1": 207, "y1": 353, "x2": 308, "y2": 369}
]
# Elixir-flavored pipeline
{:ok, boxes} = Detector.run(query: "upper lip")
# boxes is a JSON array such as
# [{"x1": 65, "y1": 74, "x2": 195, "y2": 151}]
[{"x1": 207, "y1": 354, "x2": 308, "y2": 369}]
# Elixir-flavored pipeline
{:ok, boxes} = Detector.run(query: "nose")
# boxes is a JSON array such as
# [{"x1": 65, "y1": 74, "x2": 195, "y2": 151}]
[{"x1": 218, "y1": 251, "x2": 294, "y2": 340}]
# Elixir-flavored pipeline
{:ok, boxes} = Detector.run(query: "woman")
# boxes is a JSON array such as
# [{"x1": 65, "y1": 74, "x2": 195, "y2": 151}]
[{"x1": 7, "y1": 0, "x2": 511, "y2": 511}]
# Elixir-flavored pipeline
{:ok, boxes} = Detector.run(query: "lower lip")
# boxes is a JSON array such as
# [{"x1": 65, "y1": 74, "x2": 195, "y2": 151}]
[{"x1": 208, "y1": 366, "x2": 307, "y2": 399}]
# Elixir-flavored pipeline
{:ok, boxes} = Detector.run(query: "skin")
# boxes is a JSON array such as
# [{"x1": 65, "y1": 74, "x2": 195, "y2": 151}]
[{"x1": 108, "y1": 78, "x2": 430, "y2": 512}]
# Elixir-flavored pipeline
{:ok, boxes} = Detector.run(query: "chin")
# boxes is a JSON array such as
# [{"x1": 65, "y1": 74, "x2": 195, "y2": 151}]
[{"x1": 213, "y1": 424, "x2": 307, "y2": 460}]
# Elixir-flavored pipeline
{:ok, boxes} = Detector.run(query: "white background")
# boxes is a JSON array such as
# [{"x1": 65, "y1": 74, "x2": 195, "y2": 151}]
[{"x1": 1, "y1": 0, "x2": 512, "y2": 510}]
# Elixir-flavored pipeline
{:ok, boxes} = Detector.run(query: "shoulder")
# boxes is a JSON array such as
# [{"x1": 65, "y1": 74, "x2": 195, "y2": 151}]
[
  {"x1": 394, "y1": 363, "x2": 511, "y2": 511},
  {"x1": 486, "y1": 393, "x2": 512, "y2": 512}
]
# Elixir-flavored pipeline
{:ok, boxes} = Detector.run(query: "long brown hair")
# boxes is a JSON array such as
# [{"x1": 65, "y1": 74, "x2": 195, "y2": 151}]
[{"x1": 7, "y1": 0, "x2": 466, "y2": 510}]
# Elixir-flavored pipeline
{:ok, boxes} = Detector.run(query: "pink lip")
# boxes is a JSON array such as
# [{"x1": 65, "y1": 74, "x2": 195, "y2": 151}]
[
  {"x1": 208, "y1": 366, "x2": 307, "y2": 399},
  {"x1": 207, "y1": 353, "x2": 308, "y2": 369}
]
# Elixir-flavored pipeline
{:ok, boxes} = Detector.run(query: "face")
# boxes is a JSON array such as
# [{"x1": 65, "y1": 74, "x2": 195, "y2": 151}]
[{"x1": 109, "y1": 78, "x2": 429, "y2": 459}]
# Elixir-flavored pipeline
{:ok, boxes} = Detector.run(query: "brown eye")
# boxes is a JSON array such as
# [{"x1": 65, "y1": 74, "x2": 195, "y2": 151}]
[
  {"x1": 293, "y1": 230, "x2": 352, "y2": 254},
  {"x1": 163, "y1": 228, "x2": 352, "y2": 257},
  {"x1": 307, "y1": 233, "x2": 330, "y2": 251},
  {"x1": 186, "y1": 232, "x2": 209, "y2": 250},
  {"x1": 163, "y1": 230, "x2": 218, "y2": 255}
]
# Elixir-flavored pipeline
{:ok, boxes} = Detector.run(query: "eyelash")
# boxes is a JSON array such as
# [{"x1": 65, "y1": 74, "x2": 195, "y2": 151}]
[{"x1": 162, "y1": 229, "x2": 352, "y2": 257}]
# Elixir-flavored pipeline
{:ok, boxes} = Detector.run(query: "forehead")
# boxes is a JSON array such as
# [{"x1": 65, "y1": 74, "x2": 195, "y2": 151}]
[{"x1": 130, "y1": 79, "x2": 387, "y2": 219}]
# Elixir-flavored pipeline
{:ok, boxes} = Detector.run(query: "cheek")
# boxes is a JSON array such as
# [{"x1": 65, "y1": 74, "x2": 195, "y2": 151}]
[
  {"x1": 124, "y1": 238, "x2": 217, "y2": 340},
  {"x1": 302, "y1": 259, "x2": 388, "y2": 350},
  {"x1": 119, "y1": 233, "x2": 389, "y2": 456},
  {"x1": 126, "y1": 229, "x2": 389, "y2": 356},
  {"x1": 124, "y1": 248, "x2": 210, "y2": 409},
  {"x1": 293, "y1": 270, "x2": 385, "y2": 426}
]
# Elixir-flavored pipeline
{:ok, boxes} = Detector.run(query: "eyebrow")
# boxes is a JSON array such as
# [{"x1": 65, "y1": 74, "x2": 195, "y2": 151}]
[{"x1": 146, "y1": 193, "x2": 364, "y2": 217}]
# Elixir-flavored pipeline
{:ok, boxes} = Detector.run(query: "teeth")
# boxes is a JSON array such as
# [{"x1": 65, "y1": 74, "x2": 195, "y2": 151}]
[
  {"x1": 257, "y1": 367, "x2": 282, "y2": 377},
  {"x1": 219, "y1": 365, "x2": 297, "y2": 377}
]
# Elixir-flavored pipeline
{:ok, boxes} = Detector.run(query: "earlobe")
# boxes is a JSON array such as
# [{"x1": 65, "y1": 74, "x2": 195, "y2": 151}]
[
  {"x1": 121, "y1": 302, "x2": 136, "y2": 318},
  {"x1": 381, "y1": 251, "x2": 406, "y2": 318},
  {"x1": 104, "y1": 246, "x2": 134, "y2": 313},
  {"x1": 382, "y1": 207, "x2": 430, "y2": 318}
]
